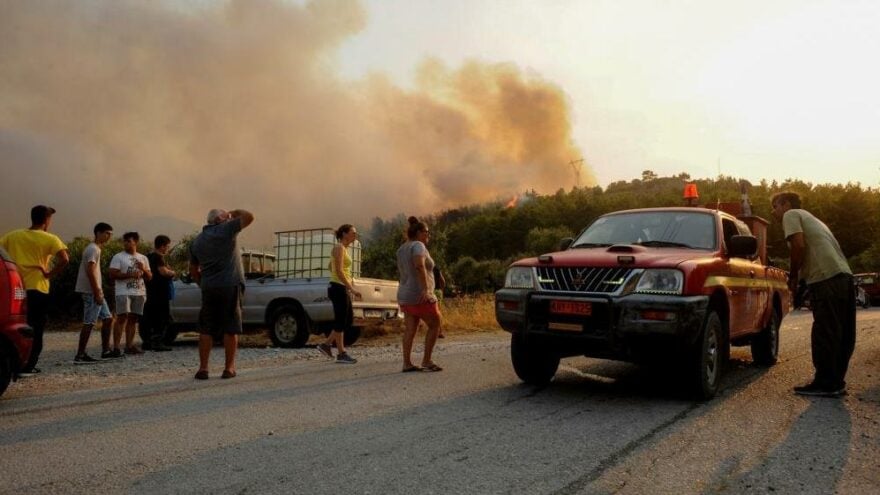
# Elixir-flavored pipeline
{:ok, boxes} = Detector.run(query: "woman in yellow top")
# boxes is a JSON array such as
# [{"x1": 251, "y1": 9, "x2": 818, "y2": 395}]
[{"x1": 317, "y1": 224, "x2": 362, "y2": 364}]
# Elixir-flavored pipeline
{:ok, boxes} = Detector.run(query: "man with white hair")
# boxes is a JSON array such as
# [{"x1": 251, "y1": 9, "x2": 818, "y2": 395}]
[{"x1": 189, "y1": 208, "x2": 254, "y2": 380}]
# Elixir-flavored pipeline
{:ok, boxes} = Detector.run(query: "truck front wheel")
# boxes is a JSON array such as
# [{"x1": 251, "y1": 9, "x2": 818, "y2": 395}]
[
  {"x1": 163, "y1": 328, "x2": 179, "y2": 346},
  {"x1": 510, "y1": 333, "x2": 560, "y2": 386},
  {"x1": 0, "y1": 346, "x2": 11, "y2": 397},
  {"x1": 690, "y1": 311, "x2": 723, "y2": 400},
  {"x1": 269, "y1": 304, "x2": 310, "y2": 348}
]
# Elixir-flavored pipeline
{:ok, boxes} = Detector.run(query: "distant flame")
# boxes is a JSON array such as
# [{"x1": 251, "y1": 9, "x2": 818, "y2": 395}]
[{"x1": 505, "y1": 195, "x2": 518, "y2": 209}]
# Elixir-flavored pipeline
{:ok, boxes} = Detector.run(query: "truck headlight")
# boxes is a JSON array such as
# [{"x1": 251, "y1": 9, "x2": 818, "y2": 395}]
[
  {"x1": 505, "y1": 267, "x2": 536, "y2": 289},
  {"x1": 635, "y1": 269, "x2": 683, "y2": 295}
]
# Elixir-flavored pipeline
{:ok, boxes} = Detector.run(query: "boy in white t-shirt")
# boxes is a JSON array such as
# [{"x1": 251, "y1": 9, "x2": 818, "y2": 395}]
[
  {"x1": 73, "y1": 222, "x2": 115, "y2": 363},
  {"x1": 109, "y1": 232, "x2": 152, "y2": 355}
]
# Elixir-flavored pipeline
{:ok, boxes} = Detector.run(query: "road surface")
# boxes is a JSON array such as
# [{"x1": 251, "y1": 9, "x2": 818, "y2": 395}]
[{"x1": 0, "y1": 310, "x2": 878, "y2": 494}]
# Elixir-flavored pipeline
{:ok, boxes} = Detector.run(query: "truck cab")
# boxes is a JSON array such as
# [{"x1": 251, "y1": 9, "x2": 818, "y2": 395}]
[{"x1": 495, "y1": 205, "x2": 791, "y2": 399}]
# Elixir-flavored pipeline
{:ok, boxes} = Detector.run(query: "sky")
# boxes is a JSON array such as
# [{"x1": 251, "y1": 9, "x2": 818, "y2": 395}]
[
  {"x1": 1, "y1": 0, "x2": 878, "y2": 245},
  {"x1": 338, "y1": 0, "x2": 880, "y2": 187}
]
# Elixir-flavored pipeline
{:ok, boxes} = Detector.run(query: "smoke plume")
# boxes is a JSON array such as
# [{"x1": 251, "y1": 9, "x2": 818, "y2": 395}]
[{"x1": 0, "y1": 0, "x2": 592, "y2": 245}]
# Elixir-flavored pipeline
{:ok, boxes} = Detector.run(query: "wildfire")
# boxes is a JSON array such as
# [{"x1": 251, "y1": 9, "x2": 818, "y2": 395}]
[{"x1": 505, "y1": 195, "x2": 518, "y2": 209}]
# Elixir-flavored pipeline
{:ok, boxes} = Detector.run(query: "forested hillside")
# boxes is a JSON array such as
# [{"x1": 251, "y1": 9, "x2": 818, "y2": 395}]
[
  {"x1": 45, "y1": 172, "x2": 880, "y2": 317},
  {"x1": 362, "y1": 172, "x2": 880, "y2": 293}
]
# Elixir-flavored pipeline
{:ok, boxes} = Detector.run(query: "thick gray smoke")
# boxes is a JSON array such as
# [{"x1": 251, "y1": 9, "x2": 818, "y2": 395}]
[{"x1": 0, "y1": 0, "x2": 592, "y2": 245}]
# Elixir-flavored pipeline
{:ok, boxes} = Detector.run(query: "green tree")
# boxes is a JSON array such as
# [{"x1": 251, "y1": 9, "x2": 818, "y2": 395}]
[{"x1": 525, "y1": 226, "x2": 573, "y2": 255}]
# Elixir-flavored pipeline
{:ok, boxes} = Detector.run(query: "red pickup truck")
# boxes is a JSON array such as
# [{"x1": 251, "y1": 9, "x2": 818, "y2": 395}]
[
  {"x1": 0, "y1": 248, "x2": 33, "y2": 397},
  {"x1": 495, "y1": 206, "x2": 791, "y2": 399}
]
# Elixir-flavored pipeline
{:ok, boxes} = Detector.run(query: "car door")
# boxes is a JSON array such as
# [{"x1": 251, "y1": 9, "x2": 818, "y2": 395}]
[
  {"x1": 170, "y1": 278, "x2": 201, "y2": 324},
  {"x1": 721, "y1": 217, "x2": 754, "y2": 337},
  {"x1": 734, "y1": 218, "x2": 769, "y2": 332}
]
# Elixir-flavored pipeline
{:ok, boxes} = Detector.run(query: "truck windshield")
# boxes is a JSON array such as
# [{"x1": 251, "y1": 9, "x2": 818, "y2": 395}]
[{"x1": 572, "y1": 211, "x2": 717, "y2": 250}]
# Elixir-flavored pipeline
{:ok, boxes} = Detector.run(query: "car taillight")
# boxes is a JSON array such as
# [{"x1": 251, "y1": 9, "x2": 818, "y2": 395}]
[{"x1": 6, "y1": 262, "x2": 27, "y2": 315}]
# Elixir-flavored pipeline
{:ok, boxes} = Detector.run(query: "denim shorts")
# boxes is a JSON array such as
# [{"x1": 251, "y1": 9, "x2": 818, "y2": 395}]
[
  {"x1": 116, "y1": 295, "x2": 146, "y2": 315},
  {"x1": 82, "y1": 293, "x2": 112, "y2": 325}
]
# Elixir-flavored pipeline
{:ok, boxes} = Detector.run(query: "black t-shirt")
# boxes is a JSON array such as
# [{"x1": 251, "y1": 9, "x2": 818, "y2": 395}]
[{"x1": 146, "y1": 251, "x2": 172, "y2": 300}]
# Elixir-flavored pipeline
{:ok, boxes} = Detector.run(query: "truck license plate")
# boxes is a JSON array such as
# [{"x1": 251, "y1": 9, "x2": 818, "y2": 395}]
[
  {"x1": 365, "y1": 310, "x2": 383, "y2": 318},
  {"x1": 550, "y1": 300, "x2": 592, "y2": 316}
]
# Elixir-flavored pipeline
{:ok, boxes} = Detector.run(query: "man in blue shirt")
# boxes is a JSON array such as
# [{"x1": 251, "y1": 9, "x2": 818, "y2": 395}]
[{"x1": 189, "y1": 208, "x2": 254, "y2": 380}]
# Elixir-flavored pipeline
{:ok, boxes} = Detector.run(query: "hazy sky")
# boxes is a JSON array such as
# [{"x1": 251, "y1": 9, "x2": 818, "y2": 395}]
[
  {"x1": 1, "y1": 0, "x2": 878, "y2": 245},
  {"x1": 338, "y1": 0, "x2": 880, "y2": 187}
]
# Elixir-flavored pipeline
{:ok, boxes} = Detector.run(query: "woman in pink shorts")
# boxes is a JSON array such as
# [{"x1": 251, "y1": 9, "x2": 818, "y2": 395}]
[{"x1": 396, "y1": 217, "x2": 442, "y2": 372}]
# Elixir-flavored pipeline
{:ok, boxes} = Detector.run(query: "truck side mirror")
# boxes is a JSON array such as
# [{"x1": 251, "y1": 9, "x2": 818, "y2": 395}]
[
  {"x1": 728, "y1": 235, "x2": 757, "y2": 259},
  {"x1": 559, "y1": 237, "x2": 574, "y2": 251}
]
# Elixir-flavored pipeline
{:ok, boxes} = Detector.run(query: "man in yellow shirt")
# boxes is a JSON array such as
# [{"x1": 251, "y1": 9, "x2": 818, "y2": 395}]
[{"x1": 0, "y1": 205, "x2": 70, "y2": 375}]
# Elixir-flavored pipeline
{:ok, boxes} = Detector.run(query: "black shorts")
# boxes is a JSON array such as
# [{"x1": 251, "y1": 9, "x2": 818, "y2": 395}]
[
  {"x1": 328, "y1": 282, "x2": 353, "y2": 332},
  {"x1": 199, "y1": 285, "x2": 243, "y2": 336}
]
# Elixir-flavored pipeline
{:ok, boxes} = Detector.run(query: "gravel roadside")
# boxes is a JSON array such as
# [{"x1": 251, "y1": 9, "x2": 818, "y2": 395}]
[{"x1": 3, "y1": 326, "x2": 508, "y2": 400}]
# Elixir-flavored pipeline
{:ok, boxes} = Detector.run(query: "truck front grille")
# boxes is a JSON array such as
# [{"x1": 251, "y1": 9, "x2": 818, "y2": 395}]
[{"x1": 536, "y1": 267, "x2": 634, "y2": 293}]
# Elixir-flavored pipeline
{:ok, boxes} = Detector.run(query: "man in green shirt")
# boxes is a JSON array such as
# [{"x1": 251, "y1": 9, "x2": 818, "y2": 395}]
[{"x1": 771, "y1": 191, "x2": 855, "y2": 397}]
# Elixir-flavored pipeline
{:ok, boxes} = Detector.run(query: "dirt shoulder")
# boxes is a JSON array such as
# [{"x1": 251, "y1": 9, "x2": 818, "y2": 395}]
[{"x1": 3, "y1": 324, "x2": 506, "y2": 401}]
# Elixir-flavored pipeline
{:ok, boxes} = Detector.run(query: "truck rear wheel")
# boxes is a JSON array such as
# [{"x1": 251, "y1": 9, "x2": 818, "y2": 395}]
[
  {"x1": 751, "y1": 306, "x2": 780, "y2": 366},
  {"x1": 343, "y1": 326, "x2": 362, "y2": 346},
  {"x1": 690, "y1": 311, "x2": 723, "y2": 400},
  {"x1": 510, "y1": 333, "x2": 559, "y2": 386},
  {"x1": 269, "y1": 304, "x2": 310, "y2": 348}
]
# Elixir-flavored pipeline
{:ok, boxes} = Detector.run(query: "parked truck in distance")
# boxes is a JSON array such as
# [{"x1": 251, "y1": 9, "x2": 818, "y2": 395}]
[
  {"x1": 168, "y1": 228, "x2": 400, "y2": 348},
  {"x1": 495, "y1": 200, "x2": 791, "y2": 400}
]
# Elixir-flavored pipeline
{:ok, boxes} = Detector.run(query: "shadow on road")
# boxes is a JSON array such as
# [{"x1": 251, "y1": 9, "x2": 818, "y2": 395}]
[
  {"x1": 706, "y1": 398, "x2": 852, "y2": 493},
  {"x1": 548, "y1": 353, "x2": 772, "y2": 402}
]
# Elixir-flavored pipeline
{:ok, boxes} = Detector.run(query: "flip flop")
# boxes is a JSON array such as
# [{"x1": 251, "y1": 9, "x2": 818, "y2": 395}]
[
  {"x1": 421, "y1": 363, "x2": 443, "y2": 372},
  {"x1": 402, "y1": 365, "x2": 422, "y2": 373}
]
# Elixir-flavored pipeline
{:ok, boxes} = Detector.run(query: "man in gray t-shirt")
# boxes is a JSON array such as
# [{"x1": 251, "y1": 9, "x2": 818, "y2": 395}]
[
  {"x1": 189, "y1": 208, "x2": 254, "y2": 380},
  {"x1": 73, "y1": 222, "x2": 114, "y2": 362},
  {"x1": 772, "y1": 191, "x2": 855, "y2": 397}
]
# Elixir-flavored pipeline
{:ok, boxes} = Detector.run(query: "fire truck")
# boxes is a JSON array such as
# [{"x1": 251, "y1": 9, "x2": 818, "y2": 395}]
[{"x1": 494, "y1": 184, "x2": 791, "y2": 399}]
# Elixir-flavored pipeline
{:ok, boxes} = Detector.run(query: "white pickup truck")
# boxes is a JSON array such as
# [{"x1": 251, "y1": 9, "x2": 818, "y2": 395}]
[{"x1": 167, "y1": 228, "x2": 400, "y2": 347}]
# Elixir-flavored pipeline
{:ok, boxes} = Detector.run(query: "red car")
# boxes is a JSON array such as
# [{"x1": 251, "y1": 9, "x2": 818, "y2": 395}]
[
  {"x1": 854, "y1": 273, "x2": 880, "y2": 306},
  {"x1": 0, "y1": 247, "x2": 33, "y2": 397}
]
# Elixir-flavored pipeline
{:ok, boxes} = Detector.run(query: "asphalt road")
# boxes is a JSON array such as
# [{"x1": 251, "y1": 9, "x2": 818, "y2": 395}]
[{"x1": 1, "y1": 310, "x2": 878, "y2": 494}]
